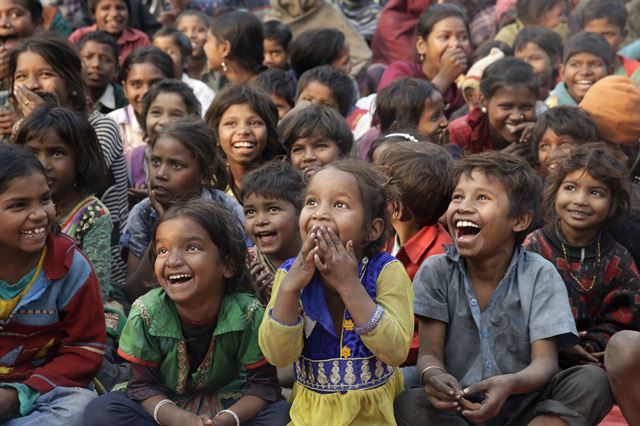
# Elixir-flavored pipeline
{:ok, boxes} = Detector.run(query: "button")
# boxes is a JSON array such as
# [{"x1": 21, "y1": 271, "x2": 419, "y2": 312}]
[
  {"x1": 470, "y1": 299, "x2": 478, "y2": 306},
  {"x1": 485, "y1": 361, "x2": 492, "y2": 369},
  {"x1": 481, "y1": 330, "x2": 488, "y2": 338}
]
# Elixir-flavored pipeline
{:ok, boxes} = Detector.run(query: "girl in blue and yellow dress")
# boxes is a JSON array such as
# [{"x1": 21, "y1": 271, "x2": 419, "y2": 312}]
[{"x1": 259, "y1": 160, "x2": 414, "y2": 425}]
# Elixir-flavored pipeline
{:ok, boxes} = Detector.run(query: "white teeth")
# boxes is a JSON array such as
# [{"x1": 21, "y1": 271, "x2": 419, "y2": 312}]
[
  {"x1": 21, "y1": 227, "x2": 45, "y2": 235},
  {"x1": 233, "y1": 142, "x2": 255, "y2": 148},
  {"x1": 168, "y1": 273, "x2": 192, "y2": 280},
  {"x1": 456, "y1": 220, "x2": 480, "y2": 229}
]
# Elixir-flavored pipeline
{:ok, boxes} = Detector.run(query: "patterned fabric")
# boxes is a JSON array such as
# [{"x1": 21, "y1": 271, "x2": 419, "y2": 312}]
[
  {"x1": 0, "y1": 250, "x2": 45, "y2": 320},
  {"x1": 470, "y1": 5, "x2": 497, "y2": 48},
  {"x1": 448, "y1": 107, "x2": 494, "y2": 154}
]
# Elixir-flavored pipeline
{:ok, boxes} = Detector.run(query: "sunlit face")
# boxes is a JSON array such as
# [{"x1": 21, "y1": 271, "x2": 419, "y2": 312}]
[
  {"x1": 263, "y1": 38, "x2": 288, "y2": 70},
  {"x1": 79, "y1": 40, "x2": 118, "y2": 92},
  {"x1": 485, "y1": 85, "x2": 537, "y2": 145},
  {"x1": 561, "y1": 52, "x2": 609, "y2": 103},
  {"x1": 217, "y1": 103, "x2": 268, "y2": 168},
  {"x1": 13, "y1": 51, "x2": 71, "y2": 107},
  {"x1": 515, "y1": 42, "x2": 555, "y2": 89},
  {"x1": 94, "y1": 0, "x2": 128, "y2": 36},
  {"x1": 583, "y1": 18, "x2": 626, "y2": 56},
  {"x1": 177, "y1": 15, "x2": 208, "y2": 58},
  {"x1": 289, "y1": 137, "x2": 342, "y2": 176},
  {"x1": 0, "y1": 0, "x2": 39, "y2": 51},
  {"x1": 153, "y1": 35, "x2": 185, "y2": 78},
  {"x1": 296, "y1": 81, "x2": 339, "y2": 112},
  {"x1": 145, "y1": 92, "x2": 190, "y2": 140},
  {"x1": 123, "y1": 62, "x2": 167, "y2": 115},
  {"x1": 537, "y1": 128, "x2": 576, "y2": 175},
  {"x1": 417, "y1": 91, "x2": 448, "y2": 142},
  {"x1": 417, "y1": 16, "x2": 470, "y2": 76}
]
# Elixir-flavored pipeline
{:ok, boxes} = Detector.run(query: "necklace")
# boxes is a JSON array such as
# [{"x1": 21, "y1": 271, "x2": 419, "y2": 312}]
[{"x1": 560, "y1": 239, "x2": 601, "y2": 292}]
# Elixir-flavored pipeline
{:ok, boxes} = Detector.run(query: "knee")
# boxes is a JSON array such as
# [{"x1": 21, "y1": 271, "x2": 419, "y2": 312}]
[
  {"x1": 84, "y1": 394, "x2": 122, "y2": 426},
  {"x1": 605, "y1": 330, "x2": 640, "y2": 380}
]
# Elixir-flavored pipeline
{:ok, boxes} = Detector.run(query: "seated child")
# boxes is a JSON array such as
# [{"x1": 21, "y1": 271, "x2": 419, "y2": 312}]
[
  {"x1": 546, "y1": 32, "x2": 613, "y2": 107},
  {"x1": 84, "y1": 201, "x2": 290, "y2": 426},
  {"x1": 394, "y1": 152, "x2": 614, "y2": 425},
  {"x1": 278, "y1": 104, "x2": 353, "y2": 178},
  {"x1": 295, "y1": 65, "x2": 355, "y2": 118},
  {"x1": 0, "y1": 145, "x2": 105, "y2": 425},
  {"x1": 263, "y1": 20, "x2": 292, "y2": 71},
  {"x1": 241, "y1": 161, "x2": 304, "y2": 305},
  {"x1": 254, "y1": 68, "x2": 297, "y2": 120},
  {"x1": 514, "y1": 26, "x2": 563, "y2": 99},
  {"x1": 259, "y1": 160, "x2": 414, "y2": 425},
  {"x1": 494, "y1": 0, "x2": 569, "y2": 46},
  {"x1": 77, "y1": 31, "x2": 129, "y2": 114}
]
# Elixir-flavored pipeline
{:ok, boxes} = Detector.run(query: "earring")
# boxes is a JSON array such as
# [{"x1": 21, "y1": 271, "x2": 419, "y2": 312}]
[
  {"x1": 419, "y1": 54, "x2": 425, "y2": 62},
  {"x1": 481, "y1": 106, "x2": 487, "y2": 113},
  {"x1": 221, "y1": 60, "x2": 228, "y2": 73},
  {"x1": 71, "y1": 90, "x2": 78, "y2": 97}
]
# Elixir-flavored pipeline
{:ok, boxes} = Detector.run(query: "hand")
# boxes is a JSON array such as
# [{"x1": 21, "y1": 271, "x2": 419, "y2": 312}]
[
  {"x1": 250, "y1": 261, "x2": 274, "y2": 304},
  {"x1": 148, "y1": 186, "x2": 166, "y2": 217},
  {"x1": 422, "y1": 369, "x2": 464, "y2": 411},
  {"x1": 560, "y1": 344, "x2": 601, "y2": 366},
  {"x1": 0, "y1": 388, "x2": 19, "y2": 421},
  {"x1": 461, "y1": 375, "x2": 514, "y2": 422},
  {"x1": 0, "y1": 108, "x2": 18, "y2": 136},
  {"x1": 281, "y1": 226, "x2": 319, "y2": 293},
  {"x1": 511, "y1": 121, "x2": 536, "y2": 145},
  {"x1": 212, "y1": 412, "x2": 235, "y2": 426},
  {"x1": 13, "y1": 85, "x2": 46, "y2": 117},
  {"x1": 501, "y1": 140, "x2": 532, "y2": 160},
  {"x1": 433, "y1": 46, "x2": 468, "y2": 91},
  {"x1": 313, "y1": 226, "x2": 359, "y2": 293},
  {"x1": 184, "y1": 413, "x2": 213, "y2": 426}
]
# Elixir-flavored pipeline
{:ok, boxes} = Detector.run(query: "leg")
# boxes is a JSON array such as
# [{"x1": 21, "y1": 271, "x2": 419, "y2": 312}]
[
  {"x1": 4, "y1": 386, "x2": 98, "y2": 426},
  {"x1": 394, "y1": 387, "x2": 468, "y2": 426},
  {"x1": 243, "y1": 400, "x2": 291, "y2": 426},
  {"x1": 400, "y1": 366, "x2": 421, "y2": 390},
  {"x1": 83, "y1": 391, "x2": 157, "y2": 426},
  {"x1": 605, "y1": 330, "x2": 640, "y2": 425}
]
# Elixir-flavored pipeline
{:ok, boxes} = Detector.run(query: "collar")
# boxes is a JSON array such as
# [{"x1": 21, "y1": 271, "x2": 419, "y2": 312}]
[
  {"x1": 119, "y1": 27, "x2": 144, "y2": 44},
  {"x1": 444, "y1": 243, "x2": 524, "y2": 282},
  {"x1": 43, "y1": 231, "x2": 77, "y2": 280},
  {"x1": 97, "y1": 84, "x2": 116, "y2": 110},
  {"x1": 400, "y1": 225, "x2": 441, "y2": 264}
]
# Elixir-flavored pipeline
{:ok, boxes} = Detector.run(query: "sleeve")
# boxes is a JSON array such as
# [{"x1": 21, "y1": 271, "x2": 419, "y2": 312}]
[
  {"x1": 377, "y1": 61, "x2": 415, "y2": 91},
  {"x1": 238, "y1": 301, "x2": 269, "y2": 369},
  {"x1": 258, "y1": 269, "x2": 304, "y2": 368},
  {"x1": 127, "y1": 364, "x2": 167, "y2": 401},
  {"x1": 0, "y1": 383, "x2": 40, "y2": 416},
  {"x1": 359, "y1": 260, "x2": 414, "y2": 366},
  {"x1": 121, "y1": 200, "x2": 152, "y2": 259},
  {"x1": 80, "y1": 213, "x2": 113, "y2": 302},
  {"x1": 447, "y1": 116, "x2": 473, "y2": 150},
  {"x1": 412, "y1": 255, "x2": 451, "y2": 322},
  {"x1": 117, "y1": 300, "x2": 163, "y2": 367},
  {"x1": 243, "y1": 362, "x2": 282, "y2": 403}
]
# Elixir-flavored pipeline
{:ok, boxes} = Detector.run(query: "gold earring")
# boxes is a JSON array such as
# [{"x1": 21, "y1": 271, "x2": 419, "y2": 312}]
[
  {"x1": 481, "y1": 106, "x2": 487, "y2": 113},
  {"x1": 419, "y1": 54, "x2": 425, "y2": 62},
  {"x1": 221, "y1": 60, "x2": 228, "y2": 73}
]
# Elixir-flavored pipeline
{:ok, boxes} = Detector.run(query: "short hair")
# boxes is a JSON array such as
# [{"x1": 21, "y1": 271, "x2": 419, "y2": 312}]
[
  {"x1": 211, "y1": 9, "x2": 264, "y2": 75},
  {"x1": 240, "y1": 161, "x2": 305, "y2": 212},
  {"x1": 513, "y1": 26, "x2": 563, "y2": 64},
  {"x1": 17, "y1": 0, "x2": 43, "y2": 25},
  {"x1": 121, "y1": 46, "x2": 175, "y2": 82},
  {"x1": 13, "y1": 104, "x2": 107, "y2": 195},
  {"x1": 296, "y1": 65, "x2": 355, "y2": 117},
  {"x1": 176, "y1": 9, "x2": 210, "y2": 28},
  {"x1": 367, "y1": 131, "x2": 423, "y2": 162},
  {"x1": 263, "y1": 20, "x2": 292, "y2": 50},
  {"x1": 278, "y1": 104, "x2": 353, "y2": 156},
  {"x1": 140, "y1": 79, "x2": 201, "y2": 134},
  {"x1": 452, "y1": 152, "x2": 541, "y2": 245},
  {"x1": 0, "y1": 145, "x2": 46, "y2": 195},
  {"x1": 576, "y1": 0, "x2": 628, "y2": 31},
  {"x1": 254, "y1": 69, "x2": 297, "y2": 108},
  {"x1": 480, "y1": 57, "x2": 539, "y2": 100},
  {"x1": 516, "y1": 0, "x2": 567, "y2": 25},
  {"x1": 471, "y1": 40, "x2": 513, "y2": 64},
  {"x1": 76, "y1": 30, "x2": 120, "y2": 61},
  {"x1": 416, "y1": 3, "x2": 469, "y2": 39},
  {"x1": 88, "y1": 0, "x2": 130, "y2": 15},
  {"x1": 378, "y1": 142, "x2": 453, "y2": 227},
  {"x1": 289, "y1": 28, "x2": 346, "y2": 77},
  {"x1": 562, "y1": 31, "x2": 613, "y2": 68},
  {"x1": 543, "y1": 142, "x2": 630, "y2": 229},
  {"x1": 376, "y1": 78, "x2": 438, "y2": 133},
  {"x1": 153, "y1": 28, "x2": 193, "y2": 60}
]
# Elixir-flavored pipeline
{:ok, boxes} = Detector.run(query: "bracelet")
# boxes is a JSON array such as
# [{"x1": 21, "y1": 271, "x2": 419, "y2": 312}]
[
  {"x1": 353, "y1": 304, "x2": 385, "y2": 335},
  {"x1": 216, "y1": 409, "x2": 240, "y2": 426},
  {"x1": 153, "y1": 399, "x2": 176, "y2": 425},
  {"x1": 420, "y1": 365, "x2": 447, "y2": 385}
]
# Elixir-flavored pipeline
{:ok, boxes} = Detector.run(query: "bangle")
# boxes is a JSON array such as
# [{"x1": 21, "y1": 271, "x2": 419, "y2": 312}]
[
  {"x1": 353, "y1": 304, "x2": 385, "y2": 335},
  {"x1": 216, "y1": 409, "x2": 240, "y2": 426},
  {"x1": 420, "y1": 365, "x2": 447, "y2": 385},
  {"x1": 153, "y1": 399, "x2": 176, "y2": 425}
]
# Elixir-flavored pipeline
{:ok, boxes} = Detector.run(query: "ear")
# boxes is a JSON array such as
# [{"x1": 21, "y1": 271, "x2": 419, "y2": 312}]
[
  {"x1": 416, "y1": 36, "x2": 427, "y2": 55},
  {"x1": 368, "y1": 217, "x2": 385, "y2": 243},
  {"x1": 220, "y1": 40, "x2": 231, "y2": 58},
  {"x1": 511, "y1": 211, "x2": 533, "y2": 234}
]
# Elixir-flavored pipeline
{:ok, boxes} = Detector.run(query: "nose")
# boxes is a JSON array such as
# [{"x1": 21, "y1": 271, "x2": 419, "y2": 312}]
[
  {"x1": 156, "y1": 163, "x2": 169, "y2": 180},
  {"x1": 255, "y1": 210, "x2": 269, "y2": 226},
  {"x1": 22, "y1": 75, "x2": 40, "y2": 91},
  {"x1": 302, "y1": 147, "x2": 316, "y2": 162},
  {"x1": 165, "y1": 248, "x2": 184, "y2": 267},
  {"x1": 28, "y1": 203, "x2": 48, "y2": 222},
  {"x1": 0, "y1": 15, "x2": 11, "y2": 29},
  {"x1": 37, "y1": 153, "x2": 52, "y2": 171},
  {"x1": 439, "y1": 115, "x2": 449, "y2": 128}
]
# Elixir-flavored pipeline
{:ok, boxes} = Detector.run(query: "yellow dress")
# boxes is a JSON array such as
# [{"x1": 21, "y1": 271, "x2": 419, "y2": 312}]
[{"x1": 259, "y1": 258, "x2": 414, "y2": 426}]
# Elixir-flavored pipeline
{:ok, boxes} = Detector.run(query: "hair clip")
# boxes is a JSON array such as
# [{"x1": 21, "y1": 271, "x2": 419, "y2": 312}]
[{"x1": 384, "y1": 133, "x2": 419, "y2": 143}]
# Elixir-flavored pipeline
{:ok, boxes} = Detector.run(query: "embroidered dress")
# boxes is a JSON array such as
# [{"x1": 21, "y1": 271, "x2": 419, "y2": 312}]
[{"x1": 259, "y1": 252, "x2": 414, "y2": 426}]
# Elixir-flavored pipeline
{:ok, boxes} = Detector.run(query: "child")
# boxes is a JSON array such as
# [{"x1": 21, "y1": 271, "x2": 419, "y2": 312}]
[
  {"x1": 77, "y1": 31, "x2": 128, "y2": 114},
  {"x1": 494, "y1": 0, "x2": 569, "y2": 46},
  {"x1": 394, "y1": 152, "x2": 614, "y2": 425},
  {"x1": 205, "y1": 84, "x2": 284, "y2": 200},
  {"x1": 514, "y1": 27, "x2": 563, "y2": 98},
  {"x1": 295, "y1": 65, "x2": 355, "y2": 118},
  {"x1": 0, "y1": 144, "x2": 105, "y2": 425},
  {"x1": 68, "y1": 0, "x2": 149, "y2": 65},
  {"x1": 448, "y1": 57, "x2": 538, "y2": 153},
  {"x1": 85, "y1": 200, "x2": 290, "y2": 426},
  {"x1": 523, "y1": 144, "x2": 640, "y2": 366},
  {"x1": 241, "y1": 161, "x2": 304, "y2": 305},
  {"x1": 577, "y1": 0, "x2": 640, "y2": 83},
  {"x1": 254, "y1": 68, "x2": 296, "y2": 120},
  {"x1": 289, "y1": 28, "x2": 352, "y2": 77},
  {"x1": 263, "y1": 20, "x2": 292, "y2": 71},
  {"x1": 546, "y1": 32, "x2": 613, "y2": 107},
  {"x1": 278, "y1": 104, "x2": 353, "y2": 177},
  {"x1": 368, "y1": 132, "x2": 422, "y2": 165},
  {"x1": 175, "y1": 10, "x2": 209, "y2": 81},
  {"x1": 259, "y1": 160, "x2": 414, "y2": 425},
  {"x1": 123, "y1": 118, "x2": 242, "y2": 302}
]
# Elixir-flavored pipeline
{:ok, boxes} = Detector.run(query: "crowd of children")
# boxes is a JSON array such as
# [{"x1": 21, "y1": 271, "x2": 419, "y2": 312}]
[{"x1": 1, "y1": 0, "x2": 640, "y2": 424}]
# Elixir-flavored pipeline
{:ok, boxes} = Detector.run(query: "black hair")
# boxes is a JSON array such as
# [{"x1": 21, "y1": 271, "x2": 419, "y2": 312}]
[
  {"x1": 295, "y1": 65, "x2": 355, "y2": 117},
  {"x1": 513, "y1": 26, "x2": 563, "y2": 64},
  {"x1": 263, "y1": 20, "x2": 292, "y2": 50},
  {"x1": 576, "y1": 0, "x2": 627, "y2": 31},
  {"x1": 16, "y1": 0, "x2": 43, "y2": 25},
  {"x1": 76, "y1": 30, "x2": 120, "y2": 61},
  {"x1": 121, "y1": 46, "x2": 175, "y2": 83},
  {"x1": 471, "y1": 40, "x2": 513, "y2": 64},
  {"x1": 416, "y1": 3, "x2": 469, "y2": 38},
  {"x1": 153, "y1": 28, "x2": 193, "y2": 60},
  {"x1": 516, "y1": 0, "x2": 567, "y2": 25},
  {"x1": 88, "y1": 0, "x2": 130, "y2": 15},
  {"x1": 367, "y1": 131, "x2": 423, "y2": 162},
  {"x1": 0, "y1": 144, "x2": 47, "y2": 195},
  {"x1": 240, "y1": 161, "x2": 305, "y2": 212},
  {"x1": 289, "y1": 28, "x2": 346, "y2": 77},
  {"x1": 140, "y1": 79, "x2": 201, "y2": 135},
  {"x1": 480, "y1": 57, "x2": 539, "y2": 100},
  {"x1": 176, "y1": 9, "x2": 210, "y2": 28},
  {"x1": 562, "y1": 31, "x2": 614, "y2": 68},
  {"x1": 211, "y1": 9, "x2": 264, "y2": 75},
  {"x1": 376, "y1": 78, "x2": 438, "y2": 133},
  {"x1": 254, "y1": 69, "x2": 297, "y2": 108}
]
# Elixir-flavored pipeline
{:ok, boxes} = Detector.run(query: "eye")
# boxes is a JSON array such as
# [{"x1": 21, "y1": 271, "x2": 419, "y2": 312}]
[
  {"x1": 291, "y1": 146, "x2": 303, "y2": 154},
  {"x1": 244, "y1": 208, "x2": 256, "y2": 217},
  {"x1": 268, "y1": 206, "x2": 281, "y2": 213},
  {"x1": 563, "y1": 184, "x2": 576, "y2": 191},
  {"x1": 170, "y1": 161, "x2": 183, "y2": 169},
  {"x1": 538, "y1": 143, "x2": 549, "y2": 152},
  {"x1": 477, "y1": 194, "x2": 488, "y2": 201},
  {"x1": 451, "y1": 193, "x2": 463, "y2": 201},
  {"x1": 335, "y1": 201, "x2": 348, "y2": 208},
  {"x1": 150, "y1": 157, "x2": 161, "y2": 166},
  {"x1": 186, "y1": 244, "x2": 200, "y2": 251},
  {"x1": 170, "y1": 110, "x2": 186, "y2": 118},
  {"x1": 591, "y1": 189, "x2": 606, "y2": 197},
  {"x1": 41, "y1": 193, "x2": 52, "y2": 204},
  {"x1": 52, "y1": 149, "x2": 66, "y2": 158},
  {"x1": 222, "y1": 120, "x2": 236, "y2": 127},
  {"x1": 156, "y1": 247, "x2": 168, "y2": 255},
  {"x1": 305, "y1": 198, "x2": 317, "y2": 207}
]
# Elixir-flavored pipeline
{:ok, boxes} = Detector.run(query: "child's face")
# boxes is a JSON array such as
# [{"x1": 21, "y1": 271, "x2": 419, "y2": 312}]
[
  {"x1": 177, "y1": 15, "x2": 208, "y2": 58},
  {"x1": 484, "y1": 85, "x2": 536, "y2": 144},
  {"x1": 94, "y1": 0, "x2": 128, "y2": 36},
  {"x1": 79, "y1": 40, "x2": 118, "y2": 92},
  {"x1": 123, "y1": 62, "x2": 167, "y2": 115},
  {"x1": 290, "y1": 137, "x2": 342, "y2": 177},
  {"x1": 154, "y1": 216, "x2": 232, "y2": 309},
  {"x1": 0, "y1": 0, "x2": 39, "y2": 50},
  {"x1": 331, "y1": 42, "x2": 351, "y2": 76},
  {"x1": 217, "y1": 103, "x2": 268, "y2": 168},
  {"x1": 148, "y1": 136, "x2": 206, "y2": 207},
  {"x1": 0, "y1": 172, "x2": 55, "y2": 256},
  {"x1": 447, "y1": 170, "x2": 528, "y2": 261},
  {"x1": 203, "y1": 30, "x2": 226, "y2": 72},
  {"x1": 14, "y1": 51, "x2": 70, "y2": 107},
  {"x1": 537, "y1": 128, "x2": 575, "y2": 174},
  {"x1": 555, "y1": 168, "x2": 611, "y2": 241},
  {"x1": 270, "y1": 93, "x2": 292, "y2": 120},
  {"x1": 153, "y1": 35, "x2": 184, "y2": 78},
  {"x1": 561, "y1": 53, "x2": 609, "y2": 103},
  {"x1": 263, "y1": 38, "x2": 288, "y2": 70},
  {"x1": 417, "y1": 91, "x2": 448, "y2": 143},
  {"x1": 243, "y1": 194, "x2": 301, "y2": 263},
  {"x1": 145, "y1": 92, "x2": 189, "y2": 140},
  {"x1": 418, "y1": 17, "x2": 471, "y2": 73},
  {"x1": 537, "y1": 1, "x2": 568, "y2": 28},
  {"x1": 296, "y1": 81, "x2": 339, "y2": 112},
  {"x1": 583, "y1": 18, "x2": 626, "y2": 55},
  {"x1": 23, "y1": 130, "x2": 77, "y2": 202},
  {"x1": 515, "y1": 43, "x2": 555, "y2": 89}
]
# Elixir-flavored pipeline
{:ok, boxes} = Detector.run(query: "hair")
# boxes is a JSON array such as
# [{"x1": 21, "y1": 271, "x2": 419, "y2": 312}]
[
  {"x1": 150, "y1": 199, "x2": 252, "y2": 295},
  {"x1": 543, "y1": 143, "x2": 630, "y2": 229},
  {"x1": 211, "y1": 9, "x2": 264, "y2": 75},
  {"x1": 9, "y1": 34, "x2": 88, "y2": 115},
  {"x1": 121, "y1": 46, "x2": 175, "y2": 83},
  {"x1": 416, "y1": 3, "x2": 469, "y2": 39},
  {"x1": 76, "y1": 30, "x2": 120, "y2": 61},
  {"x1": 263, "y1": 20, "x2": 292, "y2": 50},
  {"x1": 295, "y1": 65, "x2": 355, "y2": 117},
  {"x1": 480, "y1": 57, "x2": 539, "y2": 100},
  {"x1": 516, "y1": 0, "x2": 567, "y2": 25},
  {"x1": 149, "y1": 118, "x2": 228, "y2": 190},
  {"x1": 176, "y1": 9, "x2": 210, "y2": 28},
  {"x1": 452, "y1": 152, "x2": 541, "y2": 245},
  {"x1": 88, "y1": 0, "x2": 130, "y2": 15},
  {"x1": 289, "y1": 28, "x2": 346, "y2": 77},
  {"x1": 376, "y1": 78, "x2": 439, "y2": 133},
  {"x1": 240, "y1": 161, "x2": 305, "y2": 212},
  {"x1": 576, "y1": 0, "x2": 627, "y2": 31},
  {"x1": 471, "y1": 40, "x2": 513, "y2": 64},
  {"x1": 513, "y1": 26, "x2": 563, "y2": 64},
  {"x1": 17, "y1": 0, "x2": 43, "y2": 25},
  {"x1": 140, "y1": 79, "x2": 201, "y2": 134},
  {"x1": 254, "y1": 69, "x2": 297, "y2": 108},
  {"x1": 378, "y1": 142, "x2": 453, "y2": 227},
  {"x1": 153, "y1": 28, "x2": 193, "y2": 61},
  {"x1": 205, "y1": 84, "x2": 284, "y2": 162},
  {"x1": 0, "y1": 144, "x2": 47, "y2": 195},
  {"x1": 531, "y1": 106, "x2": 598, "y2": 160},
  {"x1": 562, "y1": 31, "x2": 613, "y2": 68},
  {"x1": 367, "y1": 131, "x2": 422, "y2": 161}
]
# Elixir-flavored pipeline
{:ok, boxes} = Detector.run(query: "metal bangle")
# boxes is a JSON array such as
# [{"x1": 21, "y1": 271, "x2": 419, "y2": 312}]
[
  {"x1": 420, "y1": 365, "x2": 447, "y2": 386},
  {"x1": 153, "y1": 399, "x2": 176, "y2": 425},
  {"x1": 353, "y1": 304, "x2": 385, "y2": 335},
  {"x1": 216, "y1": 409, "x2": 240, "y2": 426}
]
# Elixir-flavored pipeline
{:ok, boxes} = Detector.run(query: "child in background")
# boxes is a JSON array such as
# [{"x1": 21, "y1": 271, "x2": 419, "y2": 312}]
[
  {"x1": 394, "y1": 152, "x2": 613, "y2": 425},
  {"x1": 77, "y1": 31, "x2": 129, "y2": 114},
  {"x1": 263, "y1": 20, "x2": 292, "y2": 71},
  {"x1": 68, "y1": 0, "x2": 149, "y2": 65},
  {"x1": 367, "y1": 132, "x2": 422, "y2": 165},
  {"x1": 85, "y1": 201, "x2": 290, "y2": 426},
  {"x1": 259, "y1": 160, "x2": 414, "y2": 425},
  {"x1": 514, "y1": 27, "x2": 563, "y2": 98},
  {"x1": 254, "y1": 68, "x2": 296, "y2": 120},
  {"x1": 0, "y1": 145, "x2": 105, "y2": 425},
  {"x1": 278, "y1": 104, "x2": 353, "y2": 178},
  {"x1": 546, "y1": 32, "x2": 613, "y2": 107},
  {"x1": 241, "y1": 162, "x2": 304, "y2": 305},
  {"x1": 494, "y1": 0, "x2": 569, "y2": 45},
  {"x1": 175, "y1": 10, "x2": 210, "y2": 81},
  {"x1": 289, "y1": 28, "x2": 352, "y2": 77},
  {"x1": 524, "y1": 144, "x2": 640, "y2": 367},
  {"x1": 295, "y1": 65, "x2": 355, "y2": 118}
]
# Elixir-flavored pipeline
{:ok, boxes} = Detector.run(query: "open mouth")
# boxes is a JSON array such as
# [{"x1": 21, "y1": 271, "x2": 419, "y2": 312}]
[
  {"x1": 567, "y1": 209, "x2": 591, "y2": 219},
  {"x1": 455, "y1": 220, "x2": 481, "y2": 243},
  {"x1": 0, "y1": 35, "x2": 18, "y2": 49},
  {"x1": 167, "y1": 273, "x2": 193, "y2": 285},
  {"x1": 232, "y1": 141, "x2": 257, "y2": 152},
  {"x1": 20, "y1": 226, "x2": 47, "y2": 241},
  {"x1": 255, "y1": 230, "x2": 277, "y2": 243},
  {"x1": 574, "y1": 80, "x2": 594, "y2": 92}
]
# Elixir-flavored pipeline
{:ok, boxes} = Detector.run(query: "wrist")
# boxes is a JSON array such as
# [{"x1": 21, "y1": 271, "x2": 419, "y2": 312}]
[
  {"x1": 431, "y1": 74, "x2": 451, "y2": 93},
  {"x1": 420, "y1": 365, "x2": 447, "y2": 386},
  {"x1": 216, "y1": 409, "x2": 239, "y2": 426}
]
